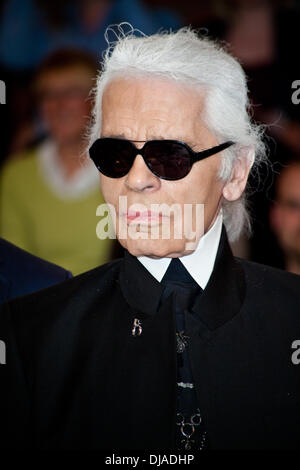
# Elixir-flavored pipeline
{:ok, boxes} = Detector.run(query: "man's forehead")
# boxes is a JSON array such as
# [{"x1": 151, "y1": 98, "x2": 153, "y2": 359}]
[
  {"x1": 101, "y1": 78, "x2": 207, "y2": 145},
  {"x1": 102, "y1": 76, "x2": 204, "y2": 108},
  {"x1": 103, "y1": 132, "x2": 194, "y2": 141},
  {"x1": 101, "y1": 132, "x2": 201, "y2": 150}
]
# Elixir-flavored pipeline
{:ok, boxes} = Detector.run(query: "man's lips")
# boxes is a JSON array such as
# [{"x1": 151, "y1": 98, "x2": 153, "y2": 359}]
[{"x1": 125, "y1": 211, "x2": 163, "y2": 222}]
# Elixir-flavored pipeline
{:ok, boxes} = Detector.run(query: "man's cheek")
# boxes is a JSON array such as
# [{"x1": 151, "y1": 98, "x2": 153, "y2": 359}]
[{"x1": 100, "y1": 182, "x2": 114, "y2": 204}]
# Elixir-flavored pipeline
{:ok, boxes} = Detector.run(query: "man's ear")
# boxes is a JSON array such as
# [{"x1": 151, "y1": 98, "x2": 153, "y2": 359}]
[{"x1": 222, "y1": 147, "x2": 255, "y2": 202}]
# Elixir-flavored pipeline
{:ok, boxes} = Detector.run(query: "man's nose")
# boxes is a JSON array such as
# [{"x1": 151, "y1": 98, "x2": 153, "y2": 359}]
[{"x1": 125, "y1": 154, "x2": 160, "y2": 192}]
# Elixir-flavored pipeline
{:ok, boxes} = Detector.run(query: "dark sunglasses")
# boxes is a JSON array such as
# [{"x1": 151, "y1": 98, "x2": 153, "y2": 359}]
[{"x1": 89, "y1": 137, "x2": 235, "y2": 181}]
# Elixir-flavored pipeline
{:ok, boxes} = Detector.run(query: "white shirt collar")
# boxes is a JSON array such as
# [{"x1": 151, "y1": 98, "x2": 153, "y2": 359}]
[
  {"x1": 38, "y1": 139, "x2": 100, "y2": 200},
  {"x1": 137, "y1": 209, "x2": 223, "y2": 289}
]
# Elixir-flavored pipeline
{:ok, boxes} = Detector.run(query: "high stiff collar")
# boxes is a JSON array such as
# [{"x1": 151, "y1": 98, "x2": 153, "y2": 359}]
[
  {"x1": 137, "y1": 209, "x2": 223, "y2": 289},
  {"x1": 119, "y1": 224, "x2": 246, "y2": 331}
]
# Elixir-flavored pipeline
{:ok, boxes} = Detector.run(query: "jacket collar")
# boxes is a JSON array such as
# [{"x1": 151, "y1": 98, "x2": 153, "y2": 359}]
[
  {"x1": 119, "y1": 247, "x2": 165, "y2": 316},
  {"x1": 119, "y1": 224, "x2": 246, "y2": 330},
  {"x1": 191, "y1": 224, "x2": 246, "y2": 330}
]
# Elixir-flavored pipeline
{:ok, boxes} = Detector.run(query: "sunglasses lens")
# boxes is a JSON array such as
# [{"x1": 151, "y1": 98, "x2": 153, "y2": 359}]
[
  {"x1": 90, "y1": 139, "x2": 134, "y2": 178},
  {"x1": 89, "y1": 139, "x2": 192, "y2": 180},
  {"x1": 144, "y1": 141, "x2": 191, "y2": 179}
]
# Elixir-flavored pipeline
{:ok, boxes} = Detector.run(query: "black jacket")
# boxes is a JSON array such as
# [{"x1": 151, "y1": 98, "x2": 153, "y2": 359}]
[{"x1": 0, "y1": 226, "x2": 300, "y2": 450}]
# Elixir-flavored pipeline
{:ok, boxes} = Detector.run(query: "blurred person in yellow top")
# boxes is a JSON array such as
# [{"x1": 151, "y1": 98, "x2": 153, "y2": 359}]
[{"x1": 0, "y1": 49, "x2": 113, "y2": 275}]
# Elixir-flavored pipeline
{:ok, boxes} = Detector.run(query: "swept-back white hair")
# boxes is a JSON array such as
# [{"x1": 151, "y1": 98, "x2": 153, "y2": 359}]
[{"x1": 88, "y1": 24, "x2": 267, "y2": 242}]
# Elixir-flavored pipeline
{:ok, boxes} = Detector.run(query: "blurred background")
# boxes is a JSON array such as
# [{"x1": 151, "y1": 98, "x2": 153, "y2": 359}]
[{"x1": 0, "y1": 0, "x2": 299, "y2": 276}]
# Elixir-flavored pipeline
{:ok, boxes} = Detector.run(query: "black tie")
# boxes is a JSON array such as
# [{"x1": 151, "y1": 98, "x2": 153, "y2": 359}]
[{"x1": 161, "y1": 258, "x2": 208, "y2": 451}]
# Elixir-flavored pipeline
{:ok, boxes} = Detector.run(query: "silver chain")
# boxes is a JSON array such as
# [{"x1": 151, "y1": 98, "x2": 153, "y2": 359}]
[{"x1": 176, "y1": 409, "x2": 207, "y2": 450}]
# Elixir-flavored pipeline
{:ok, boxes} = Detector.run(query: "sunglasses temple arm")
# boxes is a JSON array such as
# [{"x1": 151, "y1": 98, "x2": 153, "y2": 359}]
[{"x1": 193, "y1": 141, "x2": 235, "y2": 162}]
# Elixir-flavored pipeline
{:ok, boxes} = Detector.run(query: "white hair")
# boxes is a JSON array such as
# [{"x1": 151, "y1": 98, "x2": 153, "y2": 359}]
[{"x1": 88, "y1": 24, "x2": 267, "y2": 242}]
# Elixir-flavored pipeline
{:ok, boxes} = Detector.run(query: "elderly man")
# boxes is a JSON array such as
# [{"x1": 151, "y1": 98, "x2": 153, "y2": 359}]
[{"x1": 0, "y1": 27, "x2": 300, "y2": 451}]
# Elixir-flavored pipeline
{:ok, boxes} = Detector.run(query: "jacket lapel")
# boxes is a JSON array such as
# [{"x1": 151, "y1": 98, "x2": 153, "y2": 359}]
[{"x1": 190, "y1": 224, "x2": 246, "y2": 331}]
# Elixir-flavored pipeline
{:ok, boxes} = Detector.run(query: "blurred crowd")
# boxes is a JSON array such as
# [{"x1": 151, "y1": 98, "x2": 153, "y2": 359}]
[{"x1": 0, "y1": 0, "x2": 300, "y2": 276}]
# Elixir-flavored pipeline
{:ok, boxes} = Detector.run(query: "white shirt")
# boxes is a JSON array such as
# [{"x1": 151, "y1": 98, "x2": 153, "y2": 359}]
[
  {"x1": 138, "y1": 209, "x2": 223, "y2": 290},
  {"x1": 38, "y1": 139, "x2": 100, "y2": 200}
]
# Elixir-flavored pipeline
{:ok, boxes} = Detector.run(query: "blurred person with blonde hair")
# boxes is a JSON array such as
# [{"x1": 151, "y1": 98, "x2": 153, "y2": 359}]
[{"x1": 0, "y1": 48, "x2": 113, "y2": 274}]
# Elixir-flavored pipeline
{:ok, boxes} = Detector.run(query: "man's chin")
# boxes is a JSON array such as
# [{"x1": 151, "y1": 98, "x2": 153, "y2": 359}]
[{"x1": 118, "y1": 238, "x2": 191, "y2": 259}]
